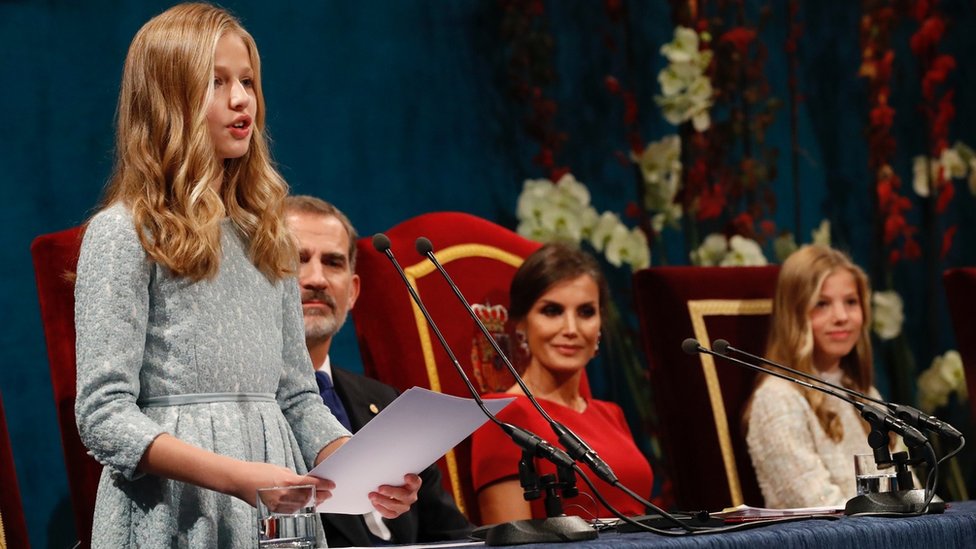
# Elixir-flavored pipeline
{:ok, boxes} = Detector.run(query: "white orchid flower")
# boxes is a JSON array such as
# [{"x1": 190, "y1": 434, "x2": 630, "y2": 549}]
[
  {"x1": 625, "y1": 227, "x2": 651, "y2": 270},
  {"x1": 539, "y1": 203, "x2": 586, "y2": 244},
  {"x1": 651, "y1": 204, "x2": 683, "y2": 233},
  {"x1": 516, "y1": 178, "x2": 556, "y2": 221},
  {"x1": 657, "y1": 27, "x2": 713, "y2": 130},
  {"x1": 690, "y1": 233, "x2": 728, "y2": 266},
  {"x1": 554, "y1": 173, "x2": 591, "y2": 208},
  {"x1": 720, "y1": 235, "x2": 768, "y2": 266},
  {"x1": 918, "y1": 350, "x2": 967, "y2": 413},
  {"x1": 603, "y1": 224, "x2": 634, "y2": 267},
  {"x1": 968, "y1": 158, "x2": 976, "y2": 196},
  {"x1": 589, "y1": 211, "x2": 622, "y2": 252},
  {"x1": 940, "y1": 147, "x2": 967, "y2": 179},
  {"x1": 871, "y1": 290, "x2": 904, "y2": 341},
  {"x1": 811, "y1": 219, "x2": 831, "y2": 246},
  {"x1": 578, "y1": 206, "x2": 600, "y2": 240},
  {"x1": 691, "y1": 110, "x2": 711, "y2": 132},
  {"x1": 936, "y1": 351, "x2": 966, "y2": 399},
  {"x1": 660, "y1": 26, "x2": 700, "y2": 64},
  {"x1": 516, "y1": 215, "x2": 549, "y2": 242},
  {"x1": 912, "y1": 156, "x2": 934, "y2": 197},
  {"x1": 658, "y1": 67, "x2": 688, "y2": 96},
  {"x1": 773, "y1": 233, "x2": 798, "y2": 263}
]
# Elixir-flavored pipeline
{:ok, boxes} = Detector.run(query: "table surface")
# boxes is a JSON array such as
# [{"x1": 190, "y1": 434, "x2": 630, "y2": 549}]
[{"x1": 456, "y1": 500, "x2": 976, "y2": 549}]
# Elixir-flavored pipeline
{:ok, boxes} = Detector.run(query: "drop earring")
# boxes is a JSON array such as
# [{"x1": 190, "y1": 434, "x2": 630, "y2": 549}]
[{"x1": 516, "y1": 329, "x2": 529, "y2": 356}]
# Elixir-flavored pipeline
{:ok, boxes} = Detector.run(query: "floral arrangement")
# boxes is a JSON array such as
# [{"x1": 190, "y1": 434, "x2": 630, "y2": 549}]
[
  {"x1": 515, "y1": 174, "x2": 650, "y2": 270},
  {"x1": 917, "y1": 350, "x2": 967, "y2": 414},
  {"x1": 631, "y1": 134, "x2": 683, "y2": 234},
  {"x1": 912, "y1": 140, "x2": 976, "y2": 256},
  {"x1": 500, "y1": 0, "x2": 974, "y2": 504},
  {"x1": 689, "y1": 234, "x2": 767, "y2": 267},
  {"x1": 655, "y1": 26, "x2": 713, "y2": 132}
]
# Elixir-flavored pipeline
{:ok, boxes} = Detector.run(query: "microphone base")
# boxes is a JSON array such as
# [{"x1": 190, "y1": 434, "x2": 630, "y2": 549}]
[
  {"x1": 483, "y1": 515, "x2": 598, "y2": 546},
  {"x1": 844, "y1": 489, "x2": 946, "y2": 515}
]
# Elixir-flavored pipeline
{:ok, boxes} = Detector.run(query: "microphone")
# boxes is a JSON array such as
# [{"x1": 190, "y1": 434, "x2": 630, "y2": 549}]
[
  {"x1": 683, "y1": 338, "x2": 942, "y2": 515},
  {"x1": 681, "y1": 338, "x2": 929, "y2": 450},
  {"x1": 415, "y1": 236, "x2": 617, "y2": 484},
  {"x1": 371, "y1": 234, "x2": 573, "y2": 468},
  {"x1": 371, "y1": 234, "x2": 597, "y2": 544},
  {"x1": 712, "y1": 339, "x2": 963, "y2": 440}
]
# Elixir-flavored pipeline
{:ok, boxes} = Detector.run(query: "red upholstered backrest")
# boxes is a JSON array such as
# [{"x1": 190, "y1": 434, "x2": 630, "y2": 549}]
[
  {"x1": 633, "y1": 265, "x2": 780, "y2": 511},
  {"x1": 943, "y1": 268, "x2": 976, "y2": 423},
  {"x1": 0, "y1": 390, "x2": 30, "y2": 549},
  {"x1": 30, "y1": 226, "x2": 100, "y2": 549},
  {"x1": 352, "y1": 211, "x2": 590, "y2": 524}
]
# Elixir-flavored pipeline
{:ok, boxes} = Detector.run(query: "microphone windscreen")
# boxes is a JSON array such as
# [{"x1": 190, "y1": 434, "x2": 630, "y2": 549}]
[
  {"x1": 372, "y1": 233, "x2": 392, "y2": 252},
  {"x1": 712, "y1": 339, "x2": 730, "y2": 355},
  {"x1": 681, "y1": 338, "x2": 701, "y2": 355},
  {"x1": 415, "y1": 237, "x2": 433, "y2": 255}
]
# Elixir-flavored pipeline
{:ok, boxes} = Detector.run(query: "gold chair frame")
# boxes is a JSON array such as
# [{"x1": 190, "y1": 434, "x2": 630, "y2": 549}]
[
  {"x1": 687, "y1": 298, "x2": 772, "y2": 507},
  {"x1": 402, "y1": 243, "x2": 525, "y2": 515}
]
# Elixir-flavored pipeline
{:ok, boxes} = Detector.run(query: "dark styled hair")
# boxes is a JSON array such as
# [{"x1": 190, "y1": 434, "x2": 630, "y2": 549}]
[{"x1": 509, "y1": 243, "x2": 611, "y2": 322}]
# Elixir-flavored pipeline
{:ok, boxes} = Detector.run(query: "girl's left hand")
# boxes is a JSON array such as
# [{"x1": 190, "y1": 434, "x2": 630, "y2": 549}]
[{"x1": 368, "y1": 473, "x2": 422, "y2": 518}]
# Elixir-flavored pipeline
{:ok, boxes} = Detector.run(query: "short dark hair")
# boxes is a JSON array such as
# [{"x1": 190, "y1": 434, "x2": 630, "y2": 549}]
[
  {"x1": 509, "y1": 243, "x2": 610, "y2": 322},
  {"x1": 284, "y1": 195, "x2": 359, "y2": 271}
]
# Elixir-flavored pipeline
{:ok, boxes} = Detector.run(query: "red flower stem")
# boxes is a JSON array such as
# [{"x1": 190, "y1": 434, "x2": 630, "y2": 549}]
[{"x1": 787, "y1": 0, "x2": 801, "y2": 237}]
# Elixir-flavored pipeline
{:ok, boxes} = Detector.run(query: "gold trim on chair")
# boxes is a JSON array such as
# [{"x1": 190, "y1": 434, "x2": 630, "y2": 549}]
[
  {"x1": 402, "y1": 243, "x2": 525, "y2": 517},
  {"x1": 687, "y1": 298, "x2": 772, "y2": 507}
]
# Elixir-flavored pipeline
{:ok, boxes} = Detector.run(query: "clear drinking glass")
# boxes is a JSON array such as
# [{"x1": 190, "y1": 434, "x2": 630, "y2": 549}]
[
  {"x1": 256, "y1": 484, "x2": 318, "y2": 548},
  {"x1": 853, "y1": 454, "x2": 899, "y2": 496}
]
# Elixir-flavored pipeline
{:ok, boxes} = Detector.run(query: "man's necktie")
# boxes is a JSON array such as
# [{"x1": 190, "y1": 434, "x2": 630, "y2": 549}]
[{"x1": 315, "y1": 370, "x2": 352, "y2": 431}]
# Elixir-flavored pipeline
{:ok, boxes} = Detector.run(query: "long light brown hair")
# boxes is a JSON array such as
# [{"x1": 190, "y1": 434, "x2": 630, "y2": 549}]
[
  {"x1": 749, "y1": 244, "x2": 874, "y2": 442},
  {"x1": 100, "y1": 2, "x2": 294, "y2": 281}
]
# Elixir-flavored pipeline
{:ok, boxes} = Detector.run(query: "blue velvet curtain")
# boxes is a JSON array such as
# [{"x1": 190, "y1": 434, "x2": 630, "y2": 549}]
[{"x1": 2, "y1": 1, "x2": 974, "y2": 546}]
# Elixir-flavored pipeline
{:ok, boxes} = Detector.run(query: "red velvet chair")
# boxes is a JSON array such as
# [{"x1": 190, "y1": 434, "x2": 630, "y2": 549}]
[
  {"x1": 633, "y1": 265, "x2": 780, "y2": 512},
  {"x1": 30, "y1": 226, "x2": 100, "y2": 549},
  {"x1": 943, "y1": 268, "x2": 976, "y2": 423},
  {"x1": 351, "y1": 212, "x2": 590, "y2": 524},
  {"x1": 0, "y1": 390, "x2": 30, "y2": 549}
]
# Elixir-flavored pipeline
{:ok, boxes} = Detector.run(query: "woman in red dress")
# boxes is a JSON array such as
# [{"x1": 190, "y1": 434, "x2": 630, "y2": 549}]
[{"x1": 470, "y1": 243, "x2": 653, "y2": 523}]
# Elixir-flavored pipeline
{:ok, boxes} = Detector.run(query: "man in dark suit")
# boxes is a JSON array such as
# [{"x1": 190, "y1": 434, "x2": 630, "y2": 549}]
[{"x1": 285, "y1": 195, "x2": 474, "y2": 547}]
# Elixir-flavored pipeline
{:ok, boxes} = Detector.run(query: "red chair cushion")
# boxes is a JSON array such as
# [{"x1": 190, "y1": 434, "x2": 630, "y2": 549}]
[
  {"x1": 352, "y1": 212, "x2": 595, "y2": 523},
  {"x1": 0, "y1": 390, "x2": 29, "y2": 549},
  {"x1": 633, "y1": 265, "x2": 780, "y2": 511},
  {"x1": 31, "y1": 226, "x2": 100, "y2": 548},
  {"x1": 943, "y1": 268, "x2": 976, "y2": 424}
]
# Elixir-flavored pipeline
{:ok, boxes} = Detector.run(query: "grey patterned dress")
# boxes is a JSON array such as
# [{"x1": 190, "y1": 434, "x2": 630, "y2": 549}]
[{"x1": 75, "y1": 204, "x2": 349, "y2": 548}]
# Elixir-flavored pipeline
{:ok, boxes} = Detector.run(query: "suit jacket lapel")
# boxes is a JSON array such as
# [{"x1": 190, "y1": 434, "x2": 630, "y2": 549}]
[{"x1": 332, "y1": 367, "x2": 383, "y2": 430}]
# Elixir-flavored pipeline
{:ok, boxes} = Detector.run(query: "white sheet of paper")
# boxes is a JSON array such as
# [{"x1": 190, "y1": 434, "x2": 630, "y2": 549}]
[{"x1": 309, "y1": 386, "x2": 514, "y2": 514}]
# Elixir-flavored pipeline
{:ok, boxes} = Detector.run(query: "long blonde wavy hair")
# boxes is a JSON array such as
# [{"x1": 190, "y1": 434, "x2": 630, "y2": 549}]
[
  {"x1": 748, "y1": 244, "x2": 874, "y2": 442},
  {"x1": 100, "y1": 2, "x2": 294, "y2": 281}
]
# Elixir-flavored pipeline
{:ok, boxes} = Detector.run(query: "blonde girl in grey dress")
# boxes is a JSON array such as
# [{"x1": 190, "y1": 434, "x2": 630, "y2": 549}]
[{"x1": 74, "y1": 4, "x2": 418, "y2": 547}]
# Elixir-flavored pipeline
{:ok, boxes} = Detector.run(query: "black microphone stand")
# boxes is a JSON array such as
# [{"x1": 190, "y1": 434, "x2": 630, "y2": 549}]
[
  {"x1": 714, "y1": 339, "x2": 965, "y2": 443},
  {"x1": 372, "y1": 234, "x2": 597, "y2": 545},
  {"x1": 682, "y1": 338, "x2": 943, "y2": 515},
  {"x1": 711, "y1": 338, "x2": 953, "y2": 515},
  {"x1": 413, "y1": 238, "x2": 615, "y2": 480}
]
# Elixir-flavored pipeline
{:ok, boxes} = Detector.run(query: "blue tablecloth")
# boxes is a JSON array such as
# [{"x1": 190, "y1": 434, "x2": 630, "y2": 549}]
[{"x1": 485, "y1": 500, "x2": 976, "y2": 548}]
